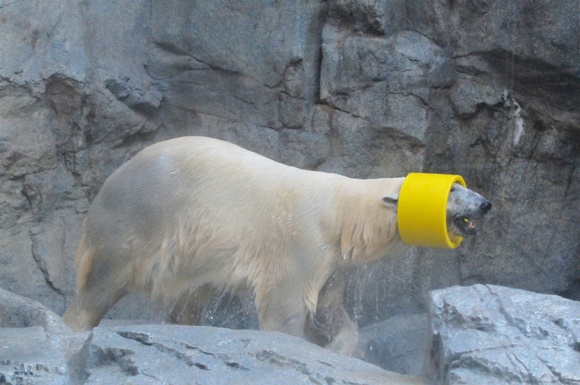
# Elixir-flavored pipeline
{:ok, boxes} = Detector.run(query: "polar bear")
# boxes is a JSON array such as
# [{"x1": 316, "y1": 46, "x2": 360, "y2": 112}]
[{"x1": 62, "y1": 136, "x2": 491, "y2": 354}]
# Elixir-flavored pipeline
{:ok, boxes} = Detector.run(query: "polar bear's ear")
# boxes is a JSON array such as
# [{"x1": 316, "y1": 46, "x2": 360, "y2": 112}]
[{"x1": 382, "y1": 193, "x2": 399, "y2": 209}]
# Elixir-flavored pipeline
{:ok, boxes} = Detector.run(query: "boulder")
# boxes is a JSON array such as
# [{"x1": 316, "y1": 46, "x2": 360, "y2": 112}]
[
  {"x1": 357, "y1": 313, "x2": 430, "y2": 376},
  {"x1": 0, "y1": 287, "x2": 70, "y2": 335},
  {"x1": 0, "y1": 327, "x2": 69, "y2": 385},
  {"x1": 1, "y1": 286, "x2": 579, "y2": 384},
  {"x1": 72, "y1": 325, "x2": 427, "y2": 385},
  {"x1": 0, "y1": 287, "x2": 88, "y2": 364},
  {"x1": 0, "y1": 288, "x2": 428, "y2": 384},
  {"x1": 426, "y1": 284, "x2": 580, "y2": 385}
]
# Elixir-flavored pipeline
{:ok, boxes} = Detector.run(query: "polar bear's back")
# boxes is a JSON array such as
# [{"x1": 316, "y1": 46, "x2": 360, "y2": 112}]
[{"x1": 89, "y1": 136, "x2": 332, "y2": 229}]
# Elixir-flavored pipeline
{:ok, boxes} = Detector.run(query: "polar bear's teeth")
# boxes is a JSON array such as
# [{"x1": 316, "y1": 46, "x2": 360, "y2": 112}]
[{"x1": 461, "y1": 217, "x2": 476, "y2": 230}]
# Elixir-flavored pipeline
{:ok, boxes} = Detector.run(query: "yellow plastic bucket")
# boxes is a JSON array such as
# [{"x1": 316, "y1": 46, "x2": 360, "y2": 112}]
[{"x1": 397, "y1": 173, "x2": 466, "y2": 249}]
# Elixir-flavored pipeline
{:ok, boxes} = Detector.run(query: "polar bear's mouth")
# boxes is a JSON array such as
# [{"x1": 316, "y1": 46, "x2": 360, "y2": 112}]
[{"x1": 453, "y1": 215, "x2": 478, "y2": 236}]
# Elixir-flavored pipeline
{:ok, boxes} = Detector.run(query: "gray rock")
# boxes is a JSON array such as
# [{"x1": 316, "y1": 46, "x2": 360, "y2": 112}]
[
  {"x1": 321, "y1": 26, "x2": 450, "y2": 142},
  {"x1": 72, "y1": 325, "x2": 427, "y2": 385},
  {"x1": 0, "y1": 289, "x2": 427, "y2": 384},
  {"x1": 147, "y1": 0, "x2": 323, "y2": 130},
  {"x1": 0, "y1": 287, "x2": 69, "y2": 335},
  {"x1": 426, "y1": 284, "x2": 580, "y2": 385},
  {"x1": 0, "y1": 288, "x2": 89, "y2": 364},
  {"x1": 2, "y1": 286, "x2": 580, "y2": 384},
  {"x1": 357, "y1": 313, "x2": 431, "y2": 376},
  {"x1": 0, "y1": 326, "x2": 69, "y2": 385},
  {"x1": 329, "y1": 0, "x2": 407, "y2": 35}
]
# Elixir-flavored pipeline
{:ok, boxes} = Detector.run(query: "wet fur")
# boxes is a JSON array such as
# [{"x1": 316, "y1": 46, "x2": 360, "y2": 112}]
[{"x1": 63, "y1": 136, "x2": 489, "y2": 355}]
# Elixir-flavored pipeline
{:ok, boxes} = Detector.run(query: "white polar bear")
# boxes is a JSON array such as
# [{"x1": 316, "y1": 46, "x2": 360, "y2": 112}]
[{"x1": 63, "y1": 136, "x2": 491, "y2": 355}]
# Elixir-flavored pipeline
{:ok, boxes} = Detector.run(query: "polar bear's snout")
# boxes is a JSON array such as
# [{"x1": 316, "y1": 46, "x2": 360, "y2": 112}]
[{"x1": 447, "y1": 183, "x2": 492, "y2": 236}]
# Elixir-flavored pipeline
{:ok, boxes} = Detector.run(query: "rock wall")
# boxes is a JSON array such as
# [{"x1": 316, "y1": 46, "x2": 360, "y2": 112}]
[{"x1": 0, "y1": 0, "x2": 578, "y2": 326}]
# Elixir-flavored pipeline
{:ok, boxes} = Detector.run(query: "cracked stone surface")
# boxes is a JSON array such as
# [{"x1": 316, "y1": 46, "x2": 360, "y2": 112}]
[
  {"x1": 0, "y1": 326, "x2": 69, "y2": 385},
  {"x1": 72, "y1": 325, "x2": 426, "y2": 385},
  {"x1": 0, "y1": 288, "x2": 428, "y2": 384},
  {"x1": 2, "y1": 286, "x2": 579, "y2": 384},
  {"x1": 427, "y1": 284, "x2": 580, "y2": 385}
]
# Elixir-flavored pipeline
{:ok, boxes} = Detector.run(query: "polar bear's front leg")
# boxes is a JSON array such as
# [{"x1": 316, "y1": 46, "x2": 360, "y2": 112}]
[
  {"x1": 306, "y1": 268, "x2": 359, "y2": 355},
  {"x1": 256, "y1": 280, "x2": 309, "y2": 338},
  {"x1": 166, "y1": 285, "x2": 214, "y2": 325},
  {"x1": 323, "y1": 306, "x2": 359, "y2": 355}
]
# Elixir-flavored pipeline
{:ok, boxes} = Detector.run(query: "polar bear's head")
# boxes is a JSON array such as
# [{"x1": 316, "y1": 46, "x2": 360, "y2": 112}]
[
  {"x1": 382, "y1": 181, "x2": 492, "y2": 238},
  {"x1": 446, "y1": 183, "x2": 492, "y2": 237}
]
